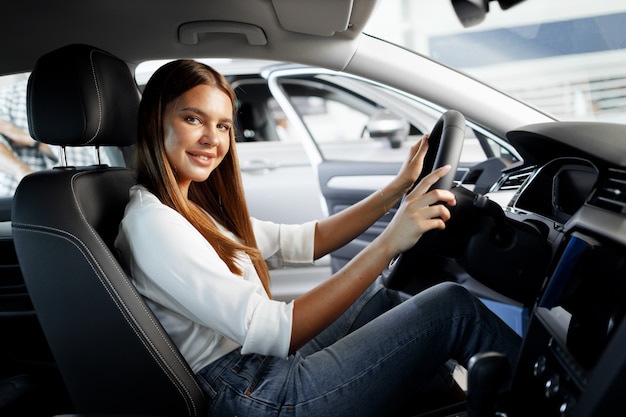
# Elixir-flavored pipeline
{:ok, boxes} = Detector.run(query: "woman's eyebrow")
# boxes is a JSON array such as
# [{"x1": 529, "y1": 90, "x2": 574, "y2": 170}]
[{"x1": 179, "y1": 106, "x2": 207, "y2": 117}]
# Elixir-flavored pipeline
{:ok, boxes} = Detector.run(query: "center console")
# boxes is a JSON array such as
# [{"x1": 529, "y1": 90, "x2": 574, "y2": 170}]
[{"x1": 505, "y1": 228, "x2": 626, "y2": 416}]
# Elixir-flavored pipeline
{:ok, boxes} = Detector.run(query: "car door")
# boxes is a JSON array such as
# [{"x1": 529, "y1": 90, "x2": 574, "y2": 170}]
[
  {"x1": 229, "y1": 76, "x2": 335, "y2": 302},
  {"x1": 268, "y1": 68, "x2": 520, "y2": 274},
  {"x1": 231, "y1": 78, "x2": 327, "y2": 225}
]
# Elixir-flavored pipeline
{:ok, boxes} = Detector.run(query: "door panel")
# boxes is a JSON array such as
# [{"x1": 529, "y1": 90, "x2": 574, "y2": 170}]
[
  {"x1": 237, "y1": 141, "x2": 325, "y2": 224},
  {"x1": 318, "y1": 160, "x2": 467, "y2": 273},
  {"x1": 318, "y1": 161, "x2": 400, "y2": 272}
]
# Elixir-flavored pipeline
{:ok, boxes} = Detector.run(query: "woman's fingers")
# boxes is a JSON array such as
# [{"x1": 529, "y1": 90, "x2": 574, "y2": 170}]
[
  {"x1": 410, "y1": 164, "x2": 450, "y2": 194},
  {"x1": 386, "y1": 201, "x2": 451, "y2": 253},
  {"x1": 411, "y1": 133, "x2": 429, "y2": 164},
  {"x1": 422, "y1": 200, "x2": 452, "y2": 222},
  {"x1": 383, "y1": 161, "x2": 459, "y2": 253},
  {"x1": 406, "y1": 134, "x2": 428, "y2": 164},
  {"x1": 395, "y1": 134, "x2": 430, "y2": 193},
  {"x1": 415, "y1": 188, "x2": 457, "y2": 210}
]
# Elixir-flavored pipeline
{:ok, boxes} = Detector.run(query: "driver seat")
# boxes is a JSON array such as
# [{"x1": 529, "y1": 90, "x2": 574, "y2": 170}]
[{"x1": 11, "y1": 44, "x2": 206, "y2": 416}]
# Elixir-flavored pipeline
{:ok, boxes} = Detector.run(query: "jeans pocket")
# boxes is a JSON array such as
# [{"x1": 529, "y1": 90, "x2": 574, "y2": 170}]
[
  {"x1": 196, "y1": 371, "x2": 218, "y2": 400},
  {"x1": 231, "y1": 354, "x2": 272, "y2": 395}
]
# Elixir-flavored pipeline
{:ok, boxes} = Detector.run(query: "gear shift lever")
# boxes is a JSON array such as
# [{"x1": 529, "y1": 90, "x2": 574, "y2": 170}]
[{"x1": 466, "y1": 351, "x2": 510, "y2": 417}]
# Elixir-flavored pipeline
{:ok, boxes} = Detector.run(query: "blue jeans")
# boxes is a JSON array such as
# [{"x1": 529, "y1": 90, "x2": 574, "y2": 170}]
[{"x1": 196, "y1": 281, "x2": 521, "y2": 417}]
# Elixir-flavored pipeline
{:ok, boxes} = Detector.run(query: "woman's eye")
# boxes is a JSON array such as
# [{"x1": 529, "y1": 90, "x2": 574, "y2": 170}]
[
  {"x1": 185, "y1": 116, "x2": 201, "y2": 124},
  {"x1": 217, "y1": 123, "x2": 230, "y2": 131}
]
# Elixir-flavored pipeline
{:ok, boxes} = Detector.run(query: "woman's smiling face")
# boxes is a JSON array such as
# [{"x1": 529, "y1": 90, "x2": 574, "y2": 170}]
[{"x1": 163, "y1": 84, "x2": 233, "y2": 196}]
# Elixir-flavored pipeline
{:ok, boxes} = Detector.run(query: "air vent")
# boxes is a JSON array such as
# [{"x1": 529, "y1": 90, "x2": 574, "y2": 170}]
[
  {"x1": 491, "y1": 166, "x2": 535, "y2": 192},
  {"x1": 590, "y1": 168, "x2": 626, "y2": 214}
]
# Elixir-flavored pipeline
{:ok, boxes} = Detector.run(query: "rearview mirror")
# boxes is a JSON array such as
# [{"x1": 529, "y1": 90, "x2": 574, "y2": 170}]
[
  {"x1": 452, "y1": 0, "x2": 526, "y2": 27},
  {"x1": 366, "y1": 109, "x2": 410, "y2": 149}
]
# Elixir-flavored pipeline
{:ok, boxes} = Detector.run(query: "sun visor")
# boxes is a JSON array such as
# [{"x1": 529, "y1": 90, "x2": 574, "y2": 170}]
[{"x1": 271, "y1": 0, "x2": 378, "y2": 36}]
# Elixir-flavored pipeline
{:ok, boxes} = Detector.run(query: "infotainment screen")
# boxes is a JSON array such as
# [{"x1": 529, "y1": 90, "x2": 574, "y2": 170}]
[{"x1": 539, "y1": 231, "x2": 626, "y2": 371}]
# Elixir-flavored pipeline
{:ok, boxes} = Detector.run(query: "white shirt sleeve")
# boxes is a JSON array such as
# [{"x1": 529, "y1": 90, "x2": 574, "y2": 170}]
[
  {"x1": 115, "y1": 187, "x2": 317, "y2": 363},
  {"x1": 252, "y1": 217, "x2": 317, "y2": 266}
]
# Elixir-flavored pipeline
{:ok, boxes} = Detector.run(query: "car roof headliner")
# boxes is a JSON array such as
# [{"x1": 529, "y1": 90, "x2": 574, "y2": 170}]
[{"x1": 0, "y1": 0, "x2": 380, "y2": 75}]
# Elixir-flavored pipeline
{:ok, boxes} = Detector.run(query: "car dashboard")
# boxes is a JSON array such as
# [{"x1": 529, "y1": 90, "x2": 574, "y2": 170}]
[{"x1": 484, "y1": 121, "x2": 626, "y2": 416}]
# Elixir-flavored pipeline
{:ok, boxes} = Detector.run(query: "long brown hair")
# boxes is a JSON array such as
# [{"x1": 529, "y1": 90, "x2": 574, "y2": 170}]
[{"x1": 135, "y1": 59, "x2": 272, "y2": 296}]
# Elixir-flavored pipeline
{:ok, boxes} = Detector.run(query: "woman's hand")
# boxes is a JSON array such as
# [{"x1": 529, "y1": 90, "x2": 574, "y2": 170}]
[
  {"x1": 377, "y1": 134, "x2": 431, "y2": 215},
  {"x1": 379, "y1": 164, "x2": 457, "y2": 254},
  {"x1": 392, "y1": 134, "x2": 430, "y2": 194}
]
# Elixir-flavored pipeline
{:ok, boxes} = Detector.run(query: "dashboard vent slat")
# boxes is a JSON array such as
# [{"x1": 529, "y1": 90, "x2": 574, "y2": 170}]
[
  {"x1": 491, "y1": 166, "x2": 535, "y2": 192},
  {"x1": 590, "y1": 168, "x2": 626, "y2": 213}
]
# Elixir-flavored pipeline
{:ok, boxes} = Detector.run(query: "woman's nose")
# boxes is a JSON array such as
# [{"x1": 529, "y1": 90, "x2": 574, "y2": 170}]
[{"x1": 200, "y1": 127, "x2": 219, "y2": 146}]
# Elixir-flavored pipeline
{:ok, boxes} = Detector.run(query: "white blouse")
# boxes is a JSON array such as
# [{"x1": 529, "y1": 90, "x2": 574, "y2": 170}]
[{"x1": 114, "y1": 185, "x2": 316, "y2": 373}]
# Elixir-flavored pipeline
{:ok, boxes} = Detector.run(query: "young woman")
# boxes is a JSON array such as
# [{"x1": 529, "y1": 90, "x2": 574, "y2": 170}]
[{"x1": 115, "y1": 59, "x2": 520, "y2": 417}]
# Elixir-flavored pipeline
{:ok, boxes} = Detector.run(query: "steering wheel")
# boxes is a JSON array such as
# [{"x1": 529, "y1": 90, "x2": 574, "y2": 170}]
[{"x1": 383, "y1": 109, "x2": 466, "y2": 290}]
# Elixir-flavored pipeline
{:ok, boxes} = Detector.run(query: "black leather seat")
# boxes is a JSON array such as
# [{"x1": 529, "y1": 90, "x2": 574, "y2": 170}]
[{"x1": 11, "y1": 44, "x2": 206, "y2": 416}]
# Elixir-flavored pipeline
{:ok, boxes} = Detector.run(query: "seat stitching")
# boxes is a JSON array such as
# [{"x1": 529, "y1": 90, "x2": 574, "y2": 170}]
[
  {"x1": 13, "y1": 221, "x2": 204, "y2": 415},
  {"x1": 86, "y1": 49, "x2": 103, "y2": 144}
]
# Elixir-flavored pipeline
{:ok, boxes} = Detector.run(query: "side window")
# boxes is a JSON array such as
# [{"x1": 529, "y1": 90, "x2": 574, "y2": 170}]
[
  {"x1": 232, "y1": 79, "x2": 286, "y2": 143},
  {"x1": 488, "y1": 139, "x2": 518, "y2": 162},
  {"x1": 277, "y1": 74, "x2": 519, "y2": 166},
  {"x1": 232, "y1": 79, "x2": 312, "y2": 146},
  {"x1": 294, "y1": 96, "x2": 369, "y2": 143},
  {"x1": 279, "y1": 77, "x2": 425, "y2": 163},
  {"x1": 462, "y1": 130, "x2": 520, "y2": 165}
]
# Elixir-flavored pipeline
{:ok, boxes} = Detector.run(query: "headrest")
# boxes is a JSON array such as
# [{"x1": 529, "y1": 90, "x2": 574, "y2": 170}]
[{"x1": 27, "y1": 44, "x2": 140, "y2": 147}]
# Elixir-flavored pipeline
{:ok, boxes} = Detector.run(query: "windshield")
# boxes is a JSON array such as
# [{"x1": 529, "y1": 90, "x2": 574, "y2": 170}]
[{"x1": 365, "y1": 0, "x2": 626, "y2": 123}]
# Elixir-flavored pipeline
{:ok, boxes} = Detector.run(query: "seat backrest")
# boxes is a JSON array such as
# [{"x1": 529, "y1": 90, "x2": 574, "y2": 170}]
[{"x1": 11, "y1": 44, "x2": 206, "y2": 416}]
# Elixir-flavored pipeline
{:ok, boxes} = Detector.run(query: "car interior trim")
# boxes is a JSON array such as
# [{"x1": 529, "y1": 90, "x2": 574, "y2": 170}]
[{"x1": 178, "y1": 21, "x2": 268, "y2": 46}]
